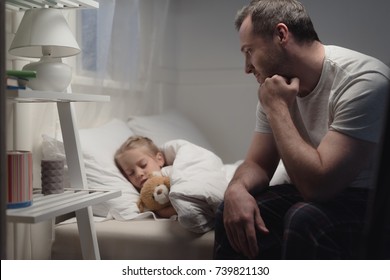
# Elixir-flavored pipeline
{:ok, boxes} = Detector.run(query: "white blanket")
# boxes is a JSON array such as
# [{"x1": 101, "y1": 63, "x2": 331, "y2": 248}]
[{"x1": 161, "y1": 139, "x2": 230, "y2": 233}]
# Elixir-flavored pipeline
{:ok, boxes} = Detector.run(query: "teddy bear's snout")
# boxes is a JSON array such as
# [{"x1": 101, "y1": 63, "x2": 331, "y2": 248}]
[{"x1": 153, "y1": 184, "x2": 170, "y2": 205}]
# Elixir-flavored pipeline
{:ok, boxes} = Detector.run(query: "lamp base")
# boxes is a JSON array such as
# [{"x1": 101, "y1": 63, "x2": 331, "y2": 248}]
[{"x1": 23, "y1": 56, "x2": 72, "y2": 92}]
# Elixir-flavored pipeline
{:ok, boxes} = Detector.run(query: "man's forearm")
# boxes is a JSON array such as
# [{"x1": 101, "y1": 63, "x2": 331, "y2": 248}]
[
  {"x1": 228, "y1": 160, "x2": 270, "y2": 194},
  {"x1": 266, "y1": 103, "x2": 333, "y2": 200},
  {"x1": 267, "y1": 100, "x2": 376, "y2": 202}
]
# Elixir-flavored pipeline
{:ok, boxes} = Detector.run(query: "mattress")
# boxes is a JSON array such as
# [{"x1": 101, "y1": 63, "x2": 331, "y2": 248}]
[{"x1": 51, "y1": 218, "x2": 214, "y2": 260}]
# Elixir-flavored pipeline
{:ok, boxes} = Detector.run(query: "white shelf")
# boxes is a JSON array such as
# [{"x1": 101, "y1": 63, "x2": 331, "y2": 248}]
[
  {"x1": 7, "y1": 89, "x2": 110, "y2": 103},
  {"x1": 6, "y1": 0, "x2": 99, "y2": 11},
  {"x1": 7, "y1": 188, "x2": 121, "y2": 223}
]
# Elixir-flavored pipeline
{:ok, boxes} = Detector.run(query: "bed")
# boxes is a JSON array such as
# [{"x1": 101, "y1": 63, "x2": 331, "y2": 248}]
[
  {"x1": 45, "y1": 110, "x2": 289, "y2": 259},
  {"x1": 42, "y1": 111, "x2": 288, "y2": 260},
  {"x1": 52, "y1": 219, "x2": 215, "y2": 259}
]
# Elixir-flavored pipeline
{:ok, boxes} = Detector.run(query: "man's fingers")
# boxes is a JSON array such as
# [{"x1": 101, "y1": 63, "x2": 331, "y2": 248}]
[
  {"x1": 255, "y1": 208, "x2": 269, "y2": 234},
  {"x1": 226, "y1": 225, "x2": 240, "y2": 254}
]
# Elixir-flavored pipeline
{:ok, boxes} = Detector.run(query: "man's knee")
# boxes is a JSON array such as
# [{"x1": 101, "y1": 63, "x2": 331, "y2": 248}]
[
  {"x1": 282, "y1": 202, "x2": 358, "y2": 259},
  {"x1": 282, "y1": 202, "x2": 327, "y2": 259},
  {"x1": 284, "y1": 202, "x2": 322, "y2": 231}
]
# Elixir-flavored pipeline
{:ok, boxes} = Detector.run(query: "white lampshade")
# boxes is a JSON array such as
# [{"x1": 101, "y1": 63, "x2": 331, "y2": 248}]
[
  {"x1": 9, "y1": 8, "x2": 80, "y2": 58},
  {"x1": 9, "y1": 8, "x2": 81, "y2": 92}
]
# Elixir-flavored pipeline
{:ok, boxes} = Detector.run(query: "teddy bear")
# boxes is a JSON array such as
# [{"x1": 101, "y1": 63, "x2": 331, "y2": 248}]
[{"x1": 137, "y1": 174, "x2": 171, "y2": 213}]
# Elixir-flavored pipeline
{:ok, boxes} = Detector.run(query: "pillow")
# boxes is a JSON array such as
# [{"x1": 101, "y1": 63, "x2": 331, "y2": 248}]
[
  {"x1": 41, "y1": 118, "x2": 142, "y2": 220},
  {"x1": 127, "y1": 110, "x2": 214, "y2": 151}
]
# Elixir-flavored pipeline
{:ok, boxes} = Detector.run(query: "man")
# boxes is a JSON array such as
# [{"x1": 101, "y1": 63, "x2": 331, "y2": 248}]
[{"x1": 214, "y1": 0, "x2": 390, "y2": 259}]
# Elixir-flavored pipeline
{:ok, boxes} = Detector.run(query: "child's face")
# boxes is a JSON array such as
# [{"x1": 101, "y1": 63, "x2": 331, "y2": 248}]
[{"x1": 117, "y1": 147, "x2": 165, "y2": 190}]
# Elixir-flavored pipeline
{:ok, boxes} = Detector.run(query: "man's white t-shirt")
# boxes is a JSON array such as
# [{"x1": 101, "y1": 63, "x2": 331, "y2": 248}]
[{"x1": 255, "y1": 45, "x2": 390, "y2": 189}]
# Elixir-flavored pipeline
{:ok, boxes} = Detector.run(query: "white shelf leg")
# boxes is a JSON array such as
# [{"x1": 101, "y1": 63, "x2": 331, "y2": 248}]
[{"x1": 57, "y1": 102, "x2": 100, "y2": 260}]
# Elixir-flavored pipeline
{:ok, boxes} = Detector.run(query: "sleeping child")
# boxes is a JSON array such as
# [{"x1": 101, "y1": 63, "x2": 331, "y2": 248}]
[
  {"x1": 115, "y1": 135, "x2": 229, "y2": 233},
  {"x1": 114, "y1": 135, "x2": 176, "y2": 218}
]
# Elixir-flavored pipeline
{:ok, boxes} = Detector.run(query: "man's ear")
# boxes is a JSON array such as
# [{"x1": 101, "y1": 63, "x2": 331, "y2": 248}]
[{"x1": 275, "y1": 23, "x2": 288, "y2": 43}]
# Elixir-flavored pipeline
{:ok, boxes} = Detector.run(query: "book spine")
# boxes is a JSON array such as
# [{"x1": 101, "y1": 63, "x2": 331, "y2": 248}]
[
  {"x1": 5, "y1": 75, "x2": 28, "y2": 90},
  {"x1": 6, "y1": 70, "x2": 36, "y2": 79}
]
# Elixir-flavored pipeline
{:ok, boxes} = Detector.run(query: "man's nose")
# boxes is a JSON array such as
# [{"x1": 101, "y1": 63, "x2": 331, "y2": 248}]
[{"x1": 245, "y1": 58, "x2": 254, "y2": 74}]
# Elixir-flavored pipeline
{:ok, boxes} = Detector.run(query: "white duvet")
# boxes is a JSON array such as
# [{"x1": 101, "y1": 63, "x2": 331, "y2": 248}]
[{"x1": 161, "y1": 139, "x2": 231, "y2": 233}]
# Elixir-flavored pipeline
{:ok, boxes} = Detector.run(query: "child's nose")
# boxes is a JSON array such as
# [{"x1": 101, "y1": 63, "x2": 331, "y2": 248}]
[{"x1": 135, "y1": 169, "x2": 145, "y2": 178}]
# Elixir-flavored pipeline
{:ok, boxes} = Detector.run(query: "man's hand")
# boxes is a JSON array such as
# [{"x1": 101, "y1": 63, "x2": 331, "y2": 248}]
[
  {"x1": 223, "y1": 184, "x2": 269, "y2": 259},
  {"x1": 259, "y1": 75, "x2": 300, "y2": 114}
]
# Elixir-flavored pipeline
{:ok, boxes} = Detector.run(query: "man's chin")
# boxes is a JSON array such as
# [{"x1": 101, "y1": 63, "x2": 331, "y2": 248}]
[{"x1": 254, "y1": 75, "x2": 262, "y2": 84}]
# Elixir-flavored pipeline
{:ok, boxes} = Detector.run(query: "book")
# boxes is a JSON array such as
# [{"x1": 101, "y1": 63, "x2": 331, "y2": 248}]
[
  {"x1": 6, "y1": 75, "x2": 28, "y2": 90},
  {"x1": 6, "y1": 70, "x2": 36, "y2": 79}
]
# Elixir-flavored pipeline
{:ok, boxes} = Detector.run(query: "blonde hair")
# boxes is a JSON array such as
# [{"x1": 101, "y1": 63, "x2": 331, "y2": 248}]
[{"x1": 114, "y1": 135, "x2": 161, "y2": 177}]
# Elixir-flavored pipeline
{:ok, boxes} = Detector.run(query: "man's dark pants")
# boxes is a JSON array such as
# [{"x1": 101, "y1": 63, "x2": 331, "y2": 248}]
[{"x1": 214, "y1": 184, "x2": 370, "y2": 259}]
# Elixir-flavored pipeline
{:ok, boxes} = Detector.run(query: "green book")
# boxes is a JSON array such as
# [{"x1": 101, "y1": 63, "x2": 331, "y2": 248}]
[{"x1": 6, "y1": 70, "x2": 37, "y2": 78}]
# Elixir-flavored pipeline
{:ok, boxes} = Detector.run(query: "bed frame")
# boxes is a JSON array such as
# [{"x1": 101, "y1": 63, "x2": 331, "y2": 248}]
[{"x1": 51, "y1": 218, "x2": 214, "y2": 260}]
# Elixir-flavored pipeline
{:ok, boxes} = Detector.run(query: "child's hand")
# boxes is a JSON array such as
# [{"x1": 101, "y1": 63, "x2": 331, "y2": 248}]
[{"x1": 155, "y1": 205, "x2": 177, "y2": 218}]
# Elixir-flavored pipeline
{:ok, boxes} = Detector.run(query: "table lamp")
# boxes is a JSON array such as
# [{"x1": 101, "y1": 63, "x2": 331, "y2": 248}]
[{"x1": 9, "y1": 8, "x2": 81, "y2": 92}]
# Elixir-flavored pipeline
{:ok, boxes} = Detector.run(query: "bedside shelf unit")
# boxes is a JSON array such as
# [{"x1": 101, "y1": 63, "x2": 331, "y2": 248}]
[
  {"x1": 5, "y1": 0, "x2": 103, "y2": 261},
  {"x1": 6, "y1": 89, "x2": 114, "y2": 260}
]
